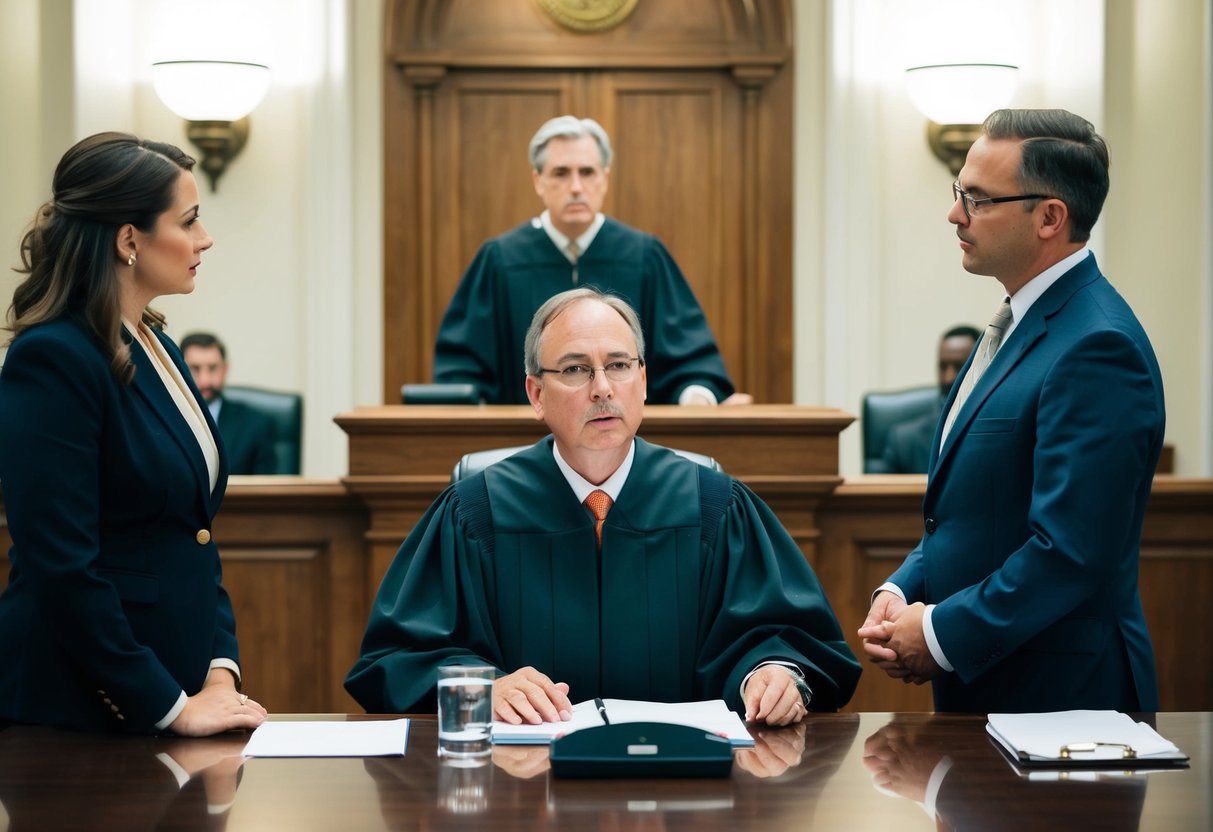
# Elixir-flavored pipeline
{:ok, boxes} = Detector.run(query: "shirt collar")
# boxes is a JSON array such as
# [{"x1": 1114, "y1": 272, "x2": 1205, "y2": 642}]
[
  {"x1": 538, "y1": 210, "x2": 606, "y2": 261},
  {"x1": 551, "y1": 439, "x2": 635, "y2": 504},
  {"x1": 1003, "y1": 246, "x2": 1090, "y2": 344}
]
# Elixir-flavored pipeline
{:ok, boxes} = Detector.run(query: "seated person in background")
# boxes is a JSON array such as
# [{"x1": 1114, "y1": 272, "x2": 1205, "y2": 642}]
[
  {"x1": 179, "y1": 332, "x2": 277, "y2": 475},
  {"x1": 881, "y1": 325, "x2": 979, "y2": 473},
  {"x1": 348, "y1": 288, "x2": 860, "y2": 724},
  {"x1": 433, "y1": 115, "x2": 751, "y2": 406}
]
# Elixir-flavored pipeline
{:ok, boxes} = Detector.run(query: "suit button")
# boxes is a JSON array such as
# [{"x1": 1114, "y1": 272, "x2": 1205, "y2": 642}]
[
  {"x1": 925, "y1": 518, "x2": 937, "y2": 534},
  {"x1": 110, "y1": 704, "x2": 120, "y2": 713},
  {"x1": 196, "y1": 529, "x2": 211, "y2": 545}
]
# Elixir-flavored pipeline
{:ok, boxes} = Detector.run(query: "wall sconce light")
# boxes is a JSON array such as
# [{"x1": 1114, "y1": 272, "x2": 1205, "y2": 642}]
[
  {"x1": 151, "y1": 60, "x2": 271, "y2": 192},
  {"x1": 904, "y1": 63, "x2": 1019, "y2": 176}
]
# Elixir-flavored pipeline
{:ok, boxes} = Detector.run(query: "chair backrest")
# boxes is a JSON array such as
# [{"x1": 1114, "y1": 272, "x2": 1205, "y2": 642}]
[
  {"x1": 222, "y1": 385, "x2": 304, "y2": 474},
  {"x1": 401, "y1": 383, "x2": 482, "y2": 405},
  {"x1": 861, "y1": 385, "x2": 940, "y2": 473},
  {"x1": 451, "y1": 445, "x2": 723, "y2": 483}
]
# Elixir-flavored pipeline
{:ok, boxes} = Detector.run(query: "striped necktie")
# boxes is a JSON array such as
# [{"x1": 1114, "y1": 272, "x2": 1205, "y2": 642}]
[{"x1": 940, "y1": 298, "x2": 1013, "y2": 443}]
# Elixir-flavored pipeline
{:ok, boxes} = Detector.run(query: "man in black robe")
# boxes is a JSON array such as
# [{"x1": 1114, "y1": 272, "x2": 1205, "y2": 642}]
[
  {"x1": 348, "y1": 288, "x2": 859, "y2": 726},
  {"x1": 432, "y1": 115, "x2": 751, "y2": 406}
]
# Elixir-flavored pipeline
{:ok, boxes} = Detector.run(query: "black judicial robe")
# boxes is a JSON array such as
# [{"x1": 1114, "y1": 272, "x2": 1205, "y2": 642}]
[
  {"x1": 432, "y1": 217, "x2": 736, "y2": 404},
  {"x1": 345, "y1": 437, "x2": 860, "y2": 715}
]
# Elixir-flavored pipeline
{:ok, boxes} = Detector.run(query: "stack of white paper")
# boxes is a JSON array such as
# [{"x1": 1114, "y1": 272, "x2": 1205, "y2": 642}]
[{"x1": 243, "y1": 718, "x2": 411, "y2": 757}]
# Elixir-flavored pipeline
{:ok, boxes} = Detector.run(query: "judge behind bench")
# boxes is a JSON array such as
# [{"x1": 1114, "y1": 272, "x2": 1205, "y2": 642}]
[
  {"x1": 432, "y1": 115, "x2": 752, "y2": 407},
  {"x1": 348, "y1": 288, "x2": 860, "y2": 725}
]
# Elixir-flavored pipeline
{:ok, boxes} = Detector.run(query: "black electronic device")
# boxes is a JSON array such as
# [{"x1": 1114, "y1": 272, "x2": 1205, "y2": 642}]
[{"x1": 549, "y1": 722, "x2": 734, "y2": 779}]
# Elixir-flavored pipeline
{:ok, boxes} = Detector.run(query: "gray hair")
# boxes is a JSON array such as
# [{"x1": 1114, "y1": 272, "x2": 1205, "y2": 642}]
[
  {"x1": 524, "y1": 287, "x2": 646, "y2": 377},
  {"x1": 529, "y1": 116, "x2": 613, "y2": 171}
]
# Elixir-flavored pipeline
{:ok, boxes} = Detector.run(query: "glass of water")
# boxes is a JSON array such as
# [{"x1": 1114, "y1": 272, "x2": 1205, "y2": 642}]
[{"x1": 437, "y1": 664, "x2": 495, "y2": 758}]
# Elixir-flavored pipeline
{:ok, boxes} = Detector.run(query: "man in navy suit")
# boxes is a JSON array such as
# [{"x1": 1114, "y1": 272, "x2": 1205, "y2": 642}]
[
  {"x1": 859, "y1": 109, "x2": 1165, "y2": 713},
  {"x1": 180, "y1": 332, "x2": 278, "y2": 475}
]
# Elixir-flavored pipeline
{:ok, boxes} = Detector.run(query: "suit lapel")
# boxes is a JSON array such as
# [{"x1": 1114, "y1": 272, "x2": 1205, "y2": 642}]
[
  {"x1": 930, "y1": 255, "x2": 1104, "y2": 478},
  {"x1": 125, "y1": 328, "x2": 217, "y2": 512},
  {"x1": 159, "y1": 329, "x2": 229, "y2": 513}
]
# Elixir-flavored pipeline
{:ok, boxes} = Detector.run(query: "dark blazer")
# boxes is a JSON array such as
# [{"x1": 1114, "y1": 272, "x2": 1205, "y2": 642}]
[
  {"x1": 0, "y1": 317, "x2": 238, "y2": 732},
  {"x1": 887, "y1": 254, "x2": 1164, "y2": 712},
  {"x1": 215, "y1": 396, "x2": 277, "y2": 475}
]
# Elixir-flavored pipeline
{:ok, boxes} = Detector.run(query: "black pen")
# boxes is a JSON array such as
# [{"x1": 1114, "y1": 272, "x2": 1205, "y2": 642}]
[{"x1": 595, "y1": 697, "x2": 610, "y2": 725}]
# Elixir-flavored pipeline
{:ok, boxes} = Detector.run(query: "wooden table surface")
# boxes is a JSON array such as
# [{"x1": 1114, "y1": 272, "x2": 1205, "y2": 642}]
[{"x1": 0, "y1": 712, "x2": 1206, "y2": 831}]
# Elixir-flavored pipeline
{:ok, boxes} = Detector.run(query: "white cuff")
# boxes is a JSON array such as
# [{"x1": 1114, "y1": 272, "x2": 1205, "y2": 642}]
[
  {"x1": 739, "y1": 661, "x2": 810, "y2": 704},
  {"x1": 922, "y1": 604, "x2": 954, "y2": 673},
  {"x1": 678, "y1": 384, "x2": 718, "y2": 405},
  {"x1": 210, "y1": 658, "x2": 242, "y2": 685},
  {"x1": 874, "y1": 582, "x2": 907, "y2": 604},
  {"x1": 155, "y1": 691, "x2": 189, "y2": 731}
]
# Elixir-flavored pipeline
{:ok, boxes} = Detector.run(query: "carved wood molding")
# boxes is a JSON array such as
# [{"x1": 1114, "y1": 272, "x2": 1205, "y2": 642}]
[{"x1": 386, "y1": 0, "x2": 792, "y2": 70}]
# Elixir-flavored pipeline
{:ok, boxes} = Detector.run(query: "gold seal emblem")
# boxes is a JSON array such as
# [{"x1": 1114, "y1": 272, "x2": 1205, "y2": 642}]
[{"x1": 534, "y1": 0, "x2": 641, "y2": 33}]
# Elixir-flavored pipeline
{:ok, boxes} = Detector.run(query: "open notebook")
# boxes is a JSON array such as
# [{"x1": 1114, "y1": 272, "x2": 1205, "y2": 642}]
[{"x1": 492, "y1": 698, "x2": 755, "y2": 747}]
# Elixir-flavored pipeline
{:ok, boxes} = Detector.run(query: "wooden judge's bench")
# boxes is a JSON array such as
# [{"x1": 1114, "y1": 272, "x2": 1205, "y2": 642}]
[{"x1": 1, "y1": 405, "x2": 1210, "y2": 715}]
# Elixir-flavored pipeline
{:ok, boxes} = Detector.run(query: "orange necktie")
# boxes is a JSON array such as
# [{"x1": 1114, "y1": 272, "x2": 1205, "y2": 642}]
[{"x1": 584, "y1": 489, "x2": 613, "y2": 549}]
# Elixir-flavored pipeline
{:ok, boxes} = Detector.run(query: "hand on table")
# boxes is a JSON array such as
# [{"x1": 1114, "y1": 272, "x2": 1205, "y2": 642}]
[{"x1": 493, "y1": 666, "x2": 573, "y2": 725}]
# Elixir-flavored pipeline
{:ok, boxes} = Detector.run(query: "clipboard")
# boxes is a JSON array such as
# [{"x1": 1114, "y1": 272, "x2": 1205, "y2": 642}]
[{"x1": 986, "y1": 711, "x2": 1189, "y2": 769}]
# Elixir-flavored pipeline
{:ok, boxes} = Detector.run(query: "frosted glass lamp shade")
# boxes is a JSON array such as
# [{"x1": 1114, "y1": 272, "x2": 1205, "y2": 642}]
[
  {"x1": 904, "y1": 63, "x2": 1018, "y2": 126},
  {"x1": 151, "y1": 61, "x2": 270, "y2": 122}
]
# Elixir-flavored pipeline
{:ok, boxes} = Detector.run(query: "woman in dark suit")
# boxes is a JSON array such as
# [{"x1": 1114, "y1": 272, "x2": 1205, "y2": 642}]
[{"x1": 0, "y1": 133, "x2": 268, "y2": 734}]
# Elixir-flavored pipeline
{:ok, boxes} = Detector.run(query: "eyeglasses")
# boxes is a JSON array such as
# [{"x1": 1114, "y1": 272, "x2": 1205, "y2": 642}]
[
  {"x1": 952, "y1": 182, "x2": 1051, "y2": 221},
  {"x1": 536, "y1": 357, "x2": 643, "y2": 388}
]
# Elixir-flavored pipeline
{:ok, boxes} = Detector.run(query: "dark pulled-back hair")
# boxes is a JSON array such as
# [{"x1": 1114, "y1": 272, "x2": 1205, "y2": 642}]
[
  {"x1": 982, "y1": 109, "x2": 1109, "y2": 242},
  {"x1": 7, "y1": 132, "x2": 196, "y2": 382}
]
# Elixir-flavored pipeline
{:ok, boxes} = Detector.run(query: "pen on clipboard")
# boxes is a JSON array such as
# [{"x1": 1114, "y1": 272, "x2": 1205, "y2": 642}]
[{"x1": 595, "y1": 697, "x2": 610, "y2": 725}]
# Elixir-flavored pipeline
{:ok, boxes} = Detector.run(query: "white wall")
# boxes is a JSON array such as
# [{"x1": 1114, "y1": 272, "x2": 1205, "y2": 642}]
[
  {"x1": 0, "y1": 0, "x2": 75, "y2": 365},
  {"x1": 2, "y1": 0, "x2": 1209, "y2": 476},
  {"x1": 796, "y1": 0, "x2": 1210, "y2": 475},
  {"x1": 1103, "y1": 0, "x2": 1212, "y2": 476}
]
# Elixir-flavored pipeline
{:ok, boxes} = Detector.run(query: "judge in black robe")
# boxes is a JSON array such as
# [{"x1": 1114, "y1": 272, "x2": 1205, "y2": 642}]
[
  {"x1": 346, "y1": 437, "x2": 860, "y2": 716},
  {"x1": 435, "y1": 217, "x2": 735, "y2": 405},
  {"x1": 432, "y1": 114, "x2": 738, "y2": 406}
]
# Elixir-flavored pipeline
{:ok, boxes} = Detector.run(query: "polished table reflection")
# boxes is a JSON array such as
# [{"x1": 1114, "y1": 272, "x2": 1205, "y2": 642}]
[{"x1": 0, "y1": 713, "x2": 1206, "y2": 831}]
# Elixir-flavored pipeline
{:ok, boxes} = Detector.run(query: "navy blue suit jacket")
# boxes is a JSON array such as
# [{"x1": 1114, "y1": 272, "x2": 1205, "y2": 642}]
[
  {"x1": 888, "y1": 254, "x2": 1164, "y2": 712},
  {"x1": 0, "y1": 317, "x2": 238, "y2": 732}
]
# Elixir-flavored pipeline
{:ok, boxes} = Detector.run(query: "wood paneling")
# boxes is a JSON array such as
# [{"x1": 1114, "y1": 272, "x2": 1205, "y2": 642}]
[
  {"x1": 818, "y1": 475, "x2": 1213, "y2": 713},
  {"x1": 4, "y1": 466, "x2": 1210, "y2": 715},
  {"x1": 337, "y1": 403, "x2": 851, "y2": 602},
  {"x1": 383, "y1": 0, "x2": 794, "y2": 404},
  {"x1": 209, "y1": 480, "x2": 369, "y2": 713}
]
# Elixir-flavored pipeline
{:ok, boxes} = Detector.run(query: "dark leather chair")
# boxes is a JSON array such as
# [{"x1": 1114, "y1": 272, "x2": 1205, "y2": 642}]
[
  {"x1": 861, "y1": 385, "x2": 940, "y2": 473},
  {"x1": 401, "y1": 383, "x2": 481, "y2": 405},
  {"x1": 222, "y1": 385, "x2": 304, "y2": 474},
  {"x1": 452, "y1": 445, "x2": 723, "y2": 482}
]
